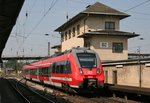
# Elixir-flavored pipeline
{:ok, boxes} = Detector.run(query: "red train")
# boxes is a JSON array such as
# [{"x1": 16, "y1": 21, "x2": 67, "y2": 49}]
[{"x1": 22, "y1": 47, "x2": 104, "y2": 93}]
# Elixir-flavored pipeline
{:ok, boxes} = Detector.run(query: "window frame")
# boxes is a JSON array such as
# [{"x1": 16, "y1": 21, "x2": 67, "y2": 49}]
[
  {"x1": 50, "y1": 60, "x2": 72, "y2": 74},
  {"x1": 105, "y1": 21, "x2": 115, "y2": 30},
  {"x1": 77, "y1": 53, "x2": 97, "y2": 68},
  {"x1": 112, "y1": 42, "x2": 123, "y2": 53}
]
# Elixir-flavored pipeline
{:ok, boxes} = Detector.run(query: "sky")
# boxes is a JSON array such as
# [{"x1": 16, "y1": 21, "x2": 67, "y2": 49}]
[{"x1": 2, "y1": 0, "x2": 150, "y2": 57}]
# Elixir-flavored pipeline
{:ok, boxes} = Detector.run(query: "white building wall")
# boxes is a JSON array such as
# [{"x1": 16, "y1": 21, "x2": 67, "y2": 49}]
[
  {"x1": 142, "y1": 64, "x2": 150, "y2": 88},
  {"x1": 60, "y1": 15, "x2": 128, "y2": 60},
  {"x1": 61, "y1": 19, "x2": 85, "y2": 51},
  {"x1": 103, "y1": 61, "x2": 150, "y2": 88},
  {"x1": 86, "y1": 16, "x2": 120, "y2": 31},
  {"x1": 61, "y1": 37, "x2": 84, "y2": 51},
  {"x1": 89, "y1": 36, "x2": 128, "y2": 60},
  {"x1": 61, "y1": 15, "x2": 121, "y2": 55}
]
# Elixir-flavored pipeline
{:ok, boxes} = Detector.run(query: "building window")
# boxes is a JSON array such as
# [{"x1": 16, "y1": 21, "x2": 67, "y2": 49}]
[
  {"x1": 112, "y1": 42, "x2": 123, "y2": 53},
  {"x1": 61, "y1": 33, "x2": 64, "y2": 42},
  {"x1": 72, "y1": 27, "x2": 75, "y2": 37},
  {"x1": 69, "y1": 30, "x2": 71, "y2": 39},
  {"x1": 100, "y1": 42, "x2": 108, "y2": 48},
  {"x1": 65, "y1": 31, "x2": 67, "y2": 40},
  {"x1": 85, "y1": 42, "x2": 90, "y2": 48},
  {"x1": 105, "y1": 21, "x2": 115, "y2": 30},
  {"x1": 77, "y1": 24, "x2": 80, "y2": 35}
]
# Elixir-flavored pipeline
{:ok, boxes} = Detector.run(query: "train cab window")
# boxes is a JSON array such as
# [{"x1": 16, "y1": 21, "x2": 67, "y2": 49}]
[{"x1": 77, "y1": 53, "x2": 97, "y2": 68}]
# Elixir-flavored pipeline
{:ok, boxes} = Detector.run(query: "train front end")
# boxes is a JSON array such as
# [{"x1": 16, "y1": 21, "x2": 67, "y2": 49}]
[{"x1": 70, "y1": 48, "x2": 104, "y2": 92}]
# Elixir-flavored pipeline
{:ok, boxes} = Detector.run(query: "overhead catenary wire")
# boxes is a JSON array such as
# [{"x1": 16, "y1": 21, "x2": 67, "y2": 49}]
[
  {"x1": 25, "y1": 0, "x2": 58, "y2": 39},
  {"x1": 8, "y1": 0, "x2": 150, "y2": 57},
  {"x1": 67, "y1": 0, "x2": 90, "y2": 4},
  {"x1": 124, "y1": 0, "x2": 150, "y2": 12},
  {"x1": 22, "y1": 0, "x2": 37, "y2": 25},
  {"x1": 18, "y1": 0, "x2": 58, "y2": 49}
]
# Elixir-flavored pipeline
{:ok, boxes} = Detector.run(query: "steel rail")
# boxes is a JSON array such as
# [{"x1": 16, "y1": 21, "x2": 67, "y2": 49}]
[
  {"x1": 16, "y1": 78, "x2": 56, "y2": 103},
  {"x1": 7, "y1": 79, "x2": 30, "y2": 103}
]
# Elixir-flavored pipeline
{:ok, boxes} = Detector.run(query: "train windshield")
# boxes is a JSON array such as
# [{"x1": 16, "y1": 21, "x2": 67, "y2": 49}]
[{"x1": 77, "y1": 53, "x2": 97, "y2": 68}]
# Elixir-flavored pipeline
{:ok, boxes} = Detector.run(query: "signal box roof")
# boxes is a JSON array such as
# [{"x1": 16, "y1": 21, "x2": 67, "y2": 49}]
[{"x1": 55, "y1": 2, "x2": 129, "y2": 31}]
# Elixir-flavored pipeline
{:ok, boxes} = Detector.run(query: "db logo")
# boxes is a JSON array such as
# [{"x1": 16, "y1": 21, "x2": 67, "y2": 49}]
[{"x1": 88, "y1": 71, "x2": 93, "y2": 74}]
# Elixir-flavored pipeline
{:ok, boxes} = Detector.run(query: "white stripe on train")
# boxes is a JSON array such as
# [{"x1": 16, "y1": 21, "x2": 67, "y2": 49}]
[{"x1": 26, "y1": 76, "x2": 79, "y2": 88}]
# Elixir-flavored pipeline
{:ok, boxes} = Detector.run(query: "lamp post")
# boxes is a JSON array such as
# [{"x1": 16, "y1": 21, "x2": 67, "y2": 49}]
[
  {"x1": 45, "y1": 34, "x2": 51, "y2": 56},
  {"x1": 137, "y1": 37, "x2": 144, "y2": 87}
]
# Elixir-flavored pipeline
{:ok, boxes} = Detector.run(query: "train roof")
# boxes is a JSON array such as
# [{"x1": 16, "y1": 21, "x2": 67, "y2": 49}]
[
  {"x1": 22, "y1": 47, "x2": 96, "y2": 70},
  {"x1": 22, "y1": 58, "x2": 51, "y2": 70}
]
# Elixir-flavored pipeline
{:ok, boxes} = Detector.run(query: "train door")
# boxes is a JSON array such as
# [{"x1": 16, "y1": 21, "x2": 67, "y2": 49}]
[{"x1": 113, "y1": 70, "x2": 117, "y2": 85}]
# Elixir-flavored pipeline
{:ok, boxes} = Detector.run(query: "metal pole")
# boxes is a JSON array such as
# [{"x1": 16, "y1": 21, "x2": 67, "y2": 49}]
[
  {"x1": 48, "y1": 42, "x2": 50, "y2": 56},
  {"x1": 137, "y1": 46, "x2": 142, "y2": 87}
]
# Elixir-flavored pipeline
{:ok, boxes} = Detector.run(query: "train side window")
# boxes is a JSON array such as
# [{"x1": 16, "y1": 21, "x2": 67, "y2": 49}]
[
  {"x1": 39, "y1": 68, "x2": 43, "y2": 75},
  {"x1": 42, "y1": 68, "x2": 44, "y2": 76},
  {"x1": 60, "y1": 61, "x2": 65, "y2": 73},
  {"x1": 24, "y1": 70, "x2": 27, "y2": 75},
  {"x1": 30, "y1": 69, "x2": 36, "y2": 75},
  {"x1": 30, "y1": 69, "x2": 33, "y2": 75},
  {"x1": 52, "y1": 62, "x2": 56, "y2": 73},
  {"x1": 42, "y1": 68, "x2": 48, "y2": 76},
  {"x1": 27, "y1": 70, "x2": 29, "y2": 74},
  {"x1": 36, "y1": 69, "x2": 39, "y2": 75},
  {"x1": 65, "y1": 60, "x2": 71, "y2": 74},
  {"x1": 29, "y1": 70, "x2": 31, "y2": 74},
  {"x1": 46, "y1": 68, "x2": 48, "y2": 76},
  {"x1": 55, "y1": 62, "x2": 60, "y2": 73},
  {"x1": 41, "y1": 68, "x2": 43, "y2": 76},
  {"x1": 51, "y1": 63, "x2": 54, "y2": 73},
  {"x1": 48, "y1": 64, "x2": 51, "y2": 75}
]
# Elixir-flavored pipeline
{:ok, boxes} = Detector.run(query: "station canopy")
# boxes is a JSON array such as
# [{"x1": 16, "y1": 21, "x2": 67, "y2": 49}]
[{"x1": 0, "y1": 0, "x2": 24, "y2": 63}]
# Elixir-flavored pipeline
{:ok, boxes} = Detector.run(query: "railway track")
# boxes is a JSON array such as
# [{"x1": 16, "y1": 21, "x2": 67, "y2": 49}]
[
  {"x1": 21, "y1": 78, "x2": 136, "y2": 103},
  {"x1": 7, "y1": 78, "x2": 57, "y2": 103},
  {"x1": 2, "y1": 77, "x2": 148, "y2": 103}
]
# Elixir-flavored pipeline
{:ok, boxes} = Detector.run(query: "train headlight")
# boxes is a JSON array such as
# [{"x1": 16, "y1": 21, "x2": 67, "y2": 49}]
[
  {"x1": 79, "y1": 68, "x2": 83, "y2": 74},
  {"x1": 96, "y1": 68, "x2": 100, "y2": 74}
]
